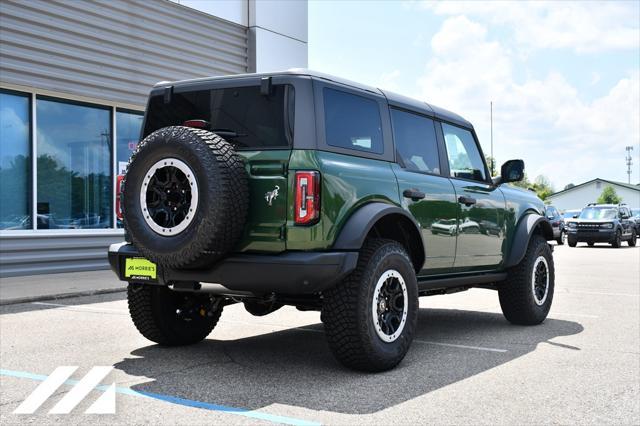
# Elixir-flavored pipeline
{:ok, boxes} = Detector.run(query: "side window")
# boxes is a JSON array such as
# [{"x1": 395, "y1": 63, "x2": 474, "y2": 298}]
[
  {"x1": 441, "y1": 123, "x2": 487, "y2": 182},
  {"x1": 391, "y1": 109, "x2": 440, "y2": 174},
  {"x1": 323, "y1": 87, "x2": 383, "y2": 154}
]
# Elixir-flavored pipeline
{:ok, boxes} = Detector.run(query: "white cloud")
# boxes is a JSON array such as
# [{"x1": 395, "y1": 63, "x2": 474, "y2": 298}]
[
  {"x1": 377, "y1": 69, "x2": 402, "y2": 91},
  {"x1": 418, "y1": 15, "x2": 640, "y2": 188},
  {"x1": 420, "y1": 0, "x2": 640, "y2": 53}
]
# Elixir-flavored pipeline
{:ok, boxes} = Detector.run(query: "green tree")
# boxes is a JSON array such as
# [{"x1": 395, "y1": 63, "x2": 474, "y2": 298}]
[
  {"x1": 596, "y1": 185, "x2": 622, "y2": 204},
  {"x1": 530, "y1": 175, "x2": 554, "y2": 200},
  {"x1": 484, "y1": 154, "x2": 497, "y2": 176}
]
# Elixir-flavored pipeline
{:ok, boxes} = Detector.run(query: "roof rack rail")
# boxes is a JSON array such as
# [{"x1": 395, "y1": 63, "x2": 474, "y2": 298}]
[{"x1": 586, "y1": 202, "x2": 597, "y2": 206}]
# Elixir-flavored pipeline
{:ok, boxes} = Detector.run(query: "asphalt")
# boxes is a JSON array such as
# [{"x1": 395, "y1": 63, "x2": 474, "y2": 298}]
[
  {"x1": 0, "y1": 243, "x2": 638, "y2": 425},
  {"x1": 0, "y1": 270, "x2": 123, "y2": 305}
]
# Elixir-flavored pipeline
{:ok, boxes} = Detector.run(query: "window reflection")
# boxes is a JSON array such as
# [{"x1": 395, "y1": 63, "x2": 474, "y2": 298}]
[
  {"x1": 116, "y1": 110, "x2": 143, "y2": 227},
  {"x1": 36, "y1": 98, "x2": 112, "y2": 229},
  {"x1": 0, "y1": 91, "x2": 31, "y2": 230}
]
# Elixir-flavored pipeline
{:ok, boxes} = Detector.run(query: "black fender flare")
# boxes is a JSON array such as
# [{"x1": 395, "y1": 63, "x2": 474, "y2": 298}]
[
  {"x1": 332, "y1": 202, "x2": 425, "y2": 270},
  {"x1": 504, "y1": 214, "x2": 554, "y2": 268}
]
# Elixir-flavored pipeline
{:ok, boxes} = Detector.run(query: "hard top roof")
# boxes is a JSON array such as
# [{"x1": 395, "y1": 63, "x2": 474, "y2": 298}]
[{"x1": 156, "y1": 69, "x2": 473, "y2": 129}]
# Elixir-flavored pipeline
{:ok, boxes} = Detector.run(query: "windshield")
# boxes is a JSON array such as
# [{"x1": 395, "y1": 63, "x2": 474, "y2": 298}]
[
  {"x1": 579, "y1": 207, "x2": 617, "y2": 220},
  {"x1": 632, "y1": 209, "x2": 640, "y2": 218},
  {"x1": 144, "y1": 84, "x2": 294, "y2": 149}
]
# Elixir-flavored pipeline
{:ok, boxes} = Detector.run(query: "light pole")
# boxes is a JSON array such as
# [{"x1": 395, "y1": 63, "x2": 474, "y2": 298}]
[{"x1": 625, "y1": 146, "x2": 634, "y2": 184}]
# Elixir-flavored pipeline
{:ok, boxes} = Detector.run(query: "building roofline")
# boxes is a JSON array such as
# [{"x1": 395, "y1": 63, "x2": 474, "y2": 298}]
[{"x1": 548, "y1": 178, "x2": 640, "y2": 198}]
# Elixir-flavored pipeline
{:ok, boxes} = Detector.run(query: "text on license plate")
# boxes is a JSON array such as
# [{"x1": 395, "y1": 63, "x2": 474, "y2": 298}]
[{"x1": 124, "y1": 257, "x2": 157, "y2": 280}]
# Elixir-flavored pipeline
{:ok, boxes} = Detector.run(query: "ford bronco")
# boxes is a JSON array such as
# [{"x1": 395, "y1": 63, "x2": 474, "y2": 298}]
[{"x1": 109, "y1": 70, "x2": 555, "y2": 372}]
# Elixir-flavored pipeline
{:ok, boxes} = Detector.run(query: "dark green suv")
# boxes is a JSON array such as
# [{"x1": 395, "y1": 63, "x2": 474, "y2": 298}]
[{"x1": 109, "y1": 70, "x2": 555, "y2": 372}]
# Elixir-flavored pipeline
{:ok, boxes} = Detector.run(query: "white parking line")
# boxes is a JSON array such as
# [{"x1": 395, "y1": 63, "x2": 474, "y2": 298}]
[
  {"x1": 31, "y1": 302, "x2": 126, "y2": 313},
  {"x1": 563, "y1": 290, "x2": 640, "y2": 297},
  {"x1": 550, "y1": 312, "x2": 600, "y2": 318},
  {"x1": 31, "y1": 304, "x2": 509, "y2": 353},
  {"x1": 414, "y1": 340, "x2": 508, "y2": 353}
]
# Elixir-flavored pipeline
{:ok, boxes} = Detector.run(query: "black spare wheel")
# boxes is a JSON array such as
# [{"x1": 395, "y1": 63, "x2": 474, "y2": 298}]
[{"x1": 122, "y1": 126, "x2": 249, "y2": 269}]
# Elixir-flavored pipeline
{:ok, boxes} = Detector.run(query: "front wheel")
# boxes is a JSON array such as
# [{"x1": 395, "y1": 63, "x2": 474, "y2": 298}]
[
  {"x1": 498, "y1": 235, "x2": 554, "y2": 325},
  {"x1": 628, "y1": 232, "x2": 637, "y2": 247},
  {"x1": 611, "y1": 230, "x2": 622, "y2": 248},
  {"x1": 322, "y1": 239, "x2": 418, "y2": 372},
  {"x1": 128, "y1": 284, "x2": 222, "y2": 346},
  {"x1": 568, "y1": 236, "x2": 577, "y2": 247}
]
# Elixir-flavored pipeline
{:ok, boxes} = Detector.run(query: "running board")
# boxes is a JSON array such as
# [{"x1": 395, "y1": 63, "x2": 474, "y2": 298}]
[{"x1": 417, "y1": 272, "x2": 507, "y2": 294}]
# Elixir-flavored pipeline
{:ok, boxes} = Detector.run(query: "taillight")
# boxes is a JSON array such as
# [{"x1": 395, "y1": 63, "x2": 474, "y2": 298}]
[
  {"x1": 183, "y1": 119, "x2": 209, "y2": 129},
  {"x1": 116, "y1": 174, "x2": 124, "y2": 220},
  {"x1": 295, "y1": 171, "x2": 320, "y2": 225}
]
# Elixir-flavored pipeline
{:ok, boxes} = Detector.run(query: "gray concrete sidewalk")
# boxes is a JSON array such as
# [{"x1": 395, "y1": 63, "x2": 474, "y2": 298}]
[{"x1": 0, "y1": 270, "x2": 124, "y2": 305}]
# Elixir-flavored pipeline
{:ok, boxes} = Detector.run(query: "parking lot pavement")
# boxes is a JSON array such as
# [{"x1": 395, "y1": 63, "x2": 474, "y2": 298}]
[{"x1": 1, "y1": 244, "x2": 638, "y2": 425}]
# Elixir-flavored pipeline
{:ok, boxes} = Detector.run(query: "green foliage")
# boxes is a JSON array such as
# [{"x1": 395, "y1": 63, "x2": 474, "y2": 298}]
[
  {"x1": 596, "y1": 185, "x2": 622, "y2": 204},
  {"x1": 484, "y1": 154, "x2": 497, "y2": 176}
]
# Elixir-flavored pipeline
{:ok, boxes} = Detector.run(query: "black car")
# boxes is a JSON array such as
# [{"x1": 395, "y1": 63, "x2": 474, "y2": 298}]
[
  {"x1": 631, "y1": 208, "x2": 640, "y2": 236},
  {"x1": 566, "y1": 203, "x2": 637, "y2": 247},
  {"x1": 545, "y1": 205, "x2": 565, "y2": 245}
]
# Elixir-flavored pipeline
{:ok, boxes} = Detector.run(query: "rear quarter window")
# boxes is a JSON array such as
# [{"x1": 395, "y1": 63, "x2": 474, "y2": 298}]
[
  {"x1": 323, "y1": 88, "x2": 383, "y2": 154},
  {"x1": 144, "y1": 84, "x2": 293, "y2": 149}
]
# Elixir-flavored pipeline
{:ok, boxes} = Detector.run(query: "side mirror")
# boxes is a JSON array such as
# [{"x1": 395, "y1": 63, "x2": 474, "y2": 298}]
[
  {"x1": 494, "y1": 159, "x2": 524, "y2": 185},
  {"x1": 572, "y1": 214, "x2": 578, "y2": 218}
]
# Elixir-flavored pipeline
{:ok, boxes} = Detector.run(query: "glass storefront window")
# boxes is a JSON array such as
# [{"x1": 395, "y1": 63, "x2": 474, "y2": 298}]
[
  {"x1": 0, "y1": 91, "x2": 31, "y2": 230},
  {"x1": 116, "y1": 110, "x2": 143, "y2": 174},
  {"x1": 116, "y1": 110, "x2": 143, "y2": 227},
  {"x1": 36, "y1": 98, "x2": 112, "y2": 229}
]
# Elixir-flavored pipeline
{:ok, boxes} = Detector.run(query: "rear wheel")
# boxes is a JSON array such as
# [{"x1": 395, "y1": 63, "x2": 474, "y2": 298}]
[
  {"x1": 556, "y1": 230, "x2": 565, "y2": 245},
  {"x1": 127, "y1": 284, "x2": 222, "y2": 346},
  {"x1": 587, "y1": 242, "x2": 594, "y2": 247},
  {"x1": 322, "y1": 239, "x2": 418, "y2": 372},
  {"x1": 498, "y1": 235, "x2": 554, "y2": 325},
  {"x1": 628, "y1": 232, "x2": 637, "y2": 247}
]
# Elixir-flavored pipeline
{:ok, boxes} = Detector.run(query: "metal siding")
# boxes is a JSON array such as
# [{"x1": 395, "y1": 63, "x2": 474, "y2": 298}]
[
  {"x1": 0, "y1": 0, "x2": 248, "y2": 108},
  {"x1": 0, "y1": 0, "x2": 248, "y2": 276},
  {"x1": 0, "y1": 233, "x2": 123, "y2": 277}
]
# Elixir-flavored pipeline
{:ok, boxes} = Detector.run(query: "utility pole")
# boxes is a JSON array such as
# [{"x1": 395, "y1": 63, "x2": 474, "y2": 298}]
[
  {"x1": 490, "y1": 101, "x2": 494, "y2": 175},
  {"x1": 625, "y1": 146, "x2": 633, "y2": 184}
]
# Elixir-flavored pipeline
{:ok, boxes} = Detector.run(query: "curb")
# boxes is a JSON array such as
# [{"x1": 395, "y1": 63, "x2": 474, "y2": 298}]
[{"x1": 0, "y1": 287, "x2": 126, "y2": 306}]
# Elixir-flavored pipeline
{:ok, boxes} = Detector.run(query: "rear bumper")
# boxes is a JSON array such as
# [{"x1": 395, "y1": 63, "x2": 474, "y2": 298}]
[{"x1": 108, "y1": 243, "x2": 358, "y2": 295}]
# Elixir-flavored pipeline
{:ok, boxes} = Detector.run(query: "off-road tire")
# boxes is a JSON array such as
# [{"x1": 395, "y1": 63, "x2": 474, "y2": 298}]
[
  {"x1": 321, "y1": 239, "x2": 418, "y2": 372},
  {"x1": 611, "y1": 230, "x2": 622, "y2": 248},
  {"x1": 128, "y1": 283, "x2": 222, "y2": 346},
  {"x1": 498, "y1": 235, "x2": 554, "y2": 325},
  {"x1": 122, "y1": 126, "x2": 248, "y2": 269},
  {"x1": 628, "y1": 231, "x2": 637, "y2": 247}
]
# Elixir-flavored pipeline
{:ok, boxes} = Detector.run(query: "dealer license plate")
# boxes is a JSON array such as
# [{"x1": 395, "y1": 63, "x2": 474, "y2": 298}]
[{"x1": 124, "y1": 257, "x2": 157, "y2": 282}]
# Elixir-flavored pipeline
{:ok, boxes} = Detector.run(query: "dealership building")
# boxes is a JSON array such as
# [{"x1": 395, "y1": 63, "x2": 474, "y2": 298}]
[{"x1": 0, "y1": 0, "x2": 308, "y2": 276}]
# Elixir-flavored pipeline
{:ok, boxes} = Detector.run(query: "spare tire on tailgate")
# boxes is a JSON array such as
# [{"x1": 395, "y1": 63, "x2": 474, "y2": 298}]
[{"x1": 122, "y1": 126, "x2": 249, "y2": 269}]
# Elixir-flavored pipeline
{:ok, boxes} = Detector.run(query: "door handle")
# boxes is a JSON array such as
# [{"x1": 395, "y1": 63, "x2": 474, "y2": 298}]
[
  {"x1": 458, "y1": 195, "x2": 476, "y2": 206},
  {"x1": 403, "y1": 188, "x2": 425, "y2": 201}
]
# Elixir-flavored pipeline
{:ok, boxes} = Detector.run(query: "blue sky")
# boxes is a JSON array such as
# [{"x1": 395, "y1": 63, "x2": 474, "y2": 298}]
[{"x1": 308, "y1": 0, "x2": 640, "y2": 190}]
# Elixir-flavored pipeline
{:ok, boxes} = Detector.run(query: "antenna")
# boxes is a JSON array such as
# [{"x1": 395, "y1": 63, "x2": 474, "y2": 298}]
[
  {"x1": 625, "y1": 146, "x2": 634, "y2": 184},
  {"x1": 490, "y1": 101, "x2": 494, "y2": 175}
]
